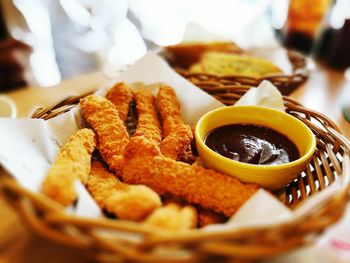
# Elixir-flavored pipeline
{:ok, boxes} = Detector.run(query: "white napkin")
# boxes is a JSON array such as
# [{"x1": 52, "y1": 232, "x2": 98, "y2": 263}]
[{"x1": 235, "y1": 80, "x2": 285, "y2": 111}]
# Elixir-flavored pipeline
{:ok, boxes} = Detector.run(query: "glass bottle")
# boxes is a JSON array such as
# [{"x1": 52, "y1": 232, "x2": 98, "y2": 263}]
[
  {"x1": 282, "y1": 0, "x2": 333, "y2": 53},
  {"x1": 313, "y1": 0, "x2": 350, "y2": 69}
]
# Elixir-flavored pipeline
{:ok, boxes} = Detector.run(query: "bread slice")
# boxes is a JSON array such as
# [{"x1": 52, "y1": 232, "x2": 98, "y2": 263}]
[
  {"x1": 165, "y1": 42, "x2": 242, "y2": 69},
  {"x1": 192, "y1": 52, "x2": 282, "y2": 78}
]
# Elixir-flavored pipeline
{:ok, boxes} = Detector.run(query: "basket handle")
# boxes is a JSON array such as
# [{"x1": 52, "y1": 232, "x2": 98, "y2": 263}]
[{"x1": 31, "y1": 91, "x2": 94, "y2": 120}]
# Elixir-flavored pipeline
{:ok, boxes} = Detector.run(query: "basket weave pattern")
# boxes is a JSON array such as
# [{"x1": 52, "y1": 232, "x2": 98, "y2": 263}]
[
  {"x1": 175, "y1": 50, "x2": 309, "y2": 95},
  {"x1": 0, "y1": 87, "x2": 349, "y2": 262}
]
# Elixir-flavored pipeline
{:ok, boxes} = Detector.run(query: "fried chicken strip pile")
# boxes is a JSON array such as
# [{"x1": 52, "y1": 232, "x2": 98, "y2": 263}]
[
  {"x1": 144, "y1": 203, "x2": 197, "y2": 230},
  {"x1": 80, "y1": 95, "x2": 129, "y2": 176},
  {"x1": 106, "y1": 82, "x2": 133, "y2": 122},
  {"x1": 121, "y1": 88, "x2": 201, "y2": 228},
  {"x1": 123, "y1": 139, "x2": 259, "y2": 217},
  {"x1": 86, "y1": 161, "x2": 161, "y2": 221},
  {"x1": 41, "y1": 128, "x2": 96, "y2": 206},
  {"x1": 156, "y1": 84, "x2": 194, "y2": 161}
]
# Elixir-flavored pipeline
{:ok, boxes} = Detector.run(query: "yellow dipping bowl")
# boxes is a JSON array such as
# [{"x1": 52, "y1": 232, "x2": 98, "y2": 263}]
[{"x1": 195, "y1": 106, "x2": 316, "y2": 190}]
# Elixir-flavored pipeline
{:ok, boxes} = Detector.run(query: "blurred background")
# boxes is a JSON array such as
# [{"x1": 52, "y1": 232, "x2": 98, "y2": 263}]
[
  {"x1": 0, "y1": 0, "x2": 349, "y2": 91},
  {"x1": 0, "y1": 2, "x2": 350, "y2": 262}
]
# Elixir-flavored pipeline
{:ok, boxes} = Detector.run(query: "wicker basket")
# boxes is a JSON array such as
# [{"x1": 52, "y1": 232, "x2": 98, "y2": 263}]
[
  {"x1": 170, "y1": 50, "x2": 309, "y2": 96},
  {"x1": 1, "y1": 87, "x2": 349, "y2": 263}
]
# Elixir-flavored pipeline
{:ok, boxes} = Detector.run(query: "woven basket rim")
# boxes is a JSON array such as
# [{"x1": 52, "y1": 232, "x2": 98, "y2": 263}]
[
  {"x1": 175, "y1": 67, "x2": 309, "y2": 81},
  {"x1": 8, "y1": 91, "x2": 350, "y2": 227},
  {"x1": 163, "y1": 49, "x2": 310, "y2": 100},
  {"x1": 1, "y1": 87, "x2": 350, "y2": 261}
]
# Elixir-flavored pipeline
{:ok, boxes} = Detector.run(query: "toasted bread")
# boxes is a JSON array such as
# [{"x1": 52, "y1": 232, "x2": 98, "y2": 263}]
[{"x1": 191, "y1": 52, "x2": 282, "y2": 78}]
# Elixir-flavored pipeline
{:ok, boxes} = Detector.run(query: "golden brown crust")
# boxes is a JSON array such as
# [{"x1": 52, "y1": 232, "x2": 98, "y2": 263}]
[
  {"x1": 41, "y1": 128, "x2": 96, "y2": 206},
  {"x1": 160, "y1": 124, "x2": 193, "y2": 160},
  {"x1": 105, "y1": 185, "x2": 161, "y2": 221},
  {"x1": 123, "y1": 154, "x2": 259, "y2": 217},
  {"x1": 157, "y1": 85, "x2": 194, "y2": 161},
  {"x1": 197, "y1": 208, "x2": 227, "y2": 227},
  {"x1": 133, "y1": 89, "x2": 162, "y2": 143},
  {"x1": 156, "y1": 84, "x2": 183, "y2": 138},
  {"x1": 123, "y1": 89, "x2": 163, "y2": 163},
  {"x1": 124, "y1": 136, "x2": 161, "y2": 163},
  {"x1": 87, "y1": 160, "x2": 161, "y2": 221},
  {"x1": 106, "y1": 82, "x2": 133, "y2": 122},
  {"x1": 144, "y1": 203, "x2": 197, "y2": 230},
  {"x1": 80, "y1": 95, "x2": 129, "y2": 176}
]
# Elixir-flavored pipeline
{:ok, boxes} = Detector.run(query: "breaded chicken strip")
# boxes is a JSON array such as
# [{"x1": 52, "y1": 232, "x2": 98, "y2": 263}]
[
  {"x1": 133, "y1": 89, "x2": 162, "y2": 143},
  {"x1": 41, "y1": 128, "x2": 96, "y2": 206},
  {"x1": 144, "y1": 203, "x2": 197, "y2": 230},
  {"x1": 157, "y1": 84, "x2": 194, "y2": 161},
  {"x1": 160, "y1": 123, "x2": 193, "y2": 160},
  {"x1": 106, "y1": 82, "x2": 133, "y2": 122},
  {"x1": 80, "y1": 95, "x2": 129, "y2": 176},
  {"x1": 123, "y1": 153, "x2": 259, "y2": 217},
  {"x1": 87, "y1": 161, "x2": 161, "y2": 221},
  {"x1": 156, "y1": 84, "x2": 183, "y2": 138},
  {"x1": 123, "y1": 89, "x2": 162, "y2": 163}
]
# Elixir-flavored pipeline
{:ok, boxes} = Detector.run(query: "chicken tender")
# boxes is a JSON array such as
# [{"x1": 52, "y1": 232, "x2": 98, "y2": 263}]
[
  {"x1": 123, "y1": 154, "x2": 259, "y2": 217},
  {"x1": 160, "y1": 123, "x2": 193, "y2": 160},
  {"x1": 106, "y1": 82, "x2": 133, "y2": 122},
  {"x1": 156, "y1": 84, "x2": 183, "y2": 138},
  {"x1": 144, "y1": 203, "x2": 197, "y2": 230},
  {"x1": 133, "y1": 89, "x2": 162, "y2": 143},
  {"x1": 87, "y1": 160, "x2": 161, "y2": 221},
  {"x1": 157, "y1": 85, "x2": 194, "y2": 161},
  {"x1": 80, "y1": 95, "x2": 129, "y2": 176},
  {"x1": 41, "y1": 128, "x2": 96, "y2": 206},
  {"x1": 123, "y1": 89, "x2": 162, "y2": 162}
]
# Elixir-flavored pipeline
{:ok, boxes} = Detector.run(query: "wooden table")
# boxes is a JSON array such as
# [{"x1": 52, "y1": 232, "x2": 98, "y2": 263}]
[{"x1": 0, "y1": 66, "x2": 349, "y2": 262}]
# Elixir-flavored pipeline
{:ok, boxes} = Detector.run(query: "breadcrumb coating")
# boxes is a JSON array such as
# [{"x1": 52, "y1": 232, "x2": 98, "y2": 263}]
[
  {"x1": 197, "y1": 208, "x2": 227, "y2": 227},
  {"x1": 156, "y1": 84, "x2": 183, "y2": 138},
  {"x1": 133, "y1": 89, "x2": 162, "y2": 143},
  {"x1": 144, "y1": 203, "x2": 197, "y2": 230},
  {"x1": 41, "y1": 128, "x2": 96, "y2": 206},
  {"x1": 106, "y1": 82, "x2": 133, "y2": 122},
  {"x1": 157, "y1": 85, "x2": 194, "y2": 161},
  {"x1": 160, "y1": 123, "x2": 193, "y2": 160},
  {"x1": 87, "y1": 160, "x2": 161, "y2": 221},
  {"x1": 123, "y1": 154, "x2": 259, "y2": 217},
  {"x1": 80, "y1": 95, "x2": 129, "y2": 176}
]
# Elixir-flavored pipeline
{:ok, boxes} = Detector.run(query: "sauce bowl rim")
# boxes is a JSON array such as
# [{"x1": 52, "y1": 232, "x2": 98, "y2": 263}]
[{"x1": 195, "y1": 105, "x2": 316, "y2": 170}]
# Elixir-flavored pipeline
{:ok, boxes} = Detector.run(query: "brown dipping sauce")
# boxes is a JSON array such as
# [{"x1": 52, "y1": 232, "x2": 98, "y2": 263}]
[{"x1": 205, "y1": 124, "x2": 300, "y2": 165}]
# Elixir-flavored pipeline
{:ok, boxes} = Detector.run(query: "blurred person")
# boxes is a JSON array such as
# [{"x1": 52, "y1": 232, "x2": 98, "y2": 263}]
[
  {"x1": 0, "y1": 5, "x2": 30, "y2": 90},
  {"x1": 0, "y1": 0, "x2": 96, "y2": 87},
  {"x1": 0, "y1": 0, "x2": 284, "y2": 89}
]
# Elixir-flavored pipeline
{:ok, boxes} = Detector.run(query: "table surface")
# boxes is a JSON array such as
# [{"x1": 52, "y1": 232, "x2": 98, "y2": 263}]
[{"x1": 0, "y1": 65, "x2": 350, "y2": 262}]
